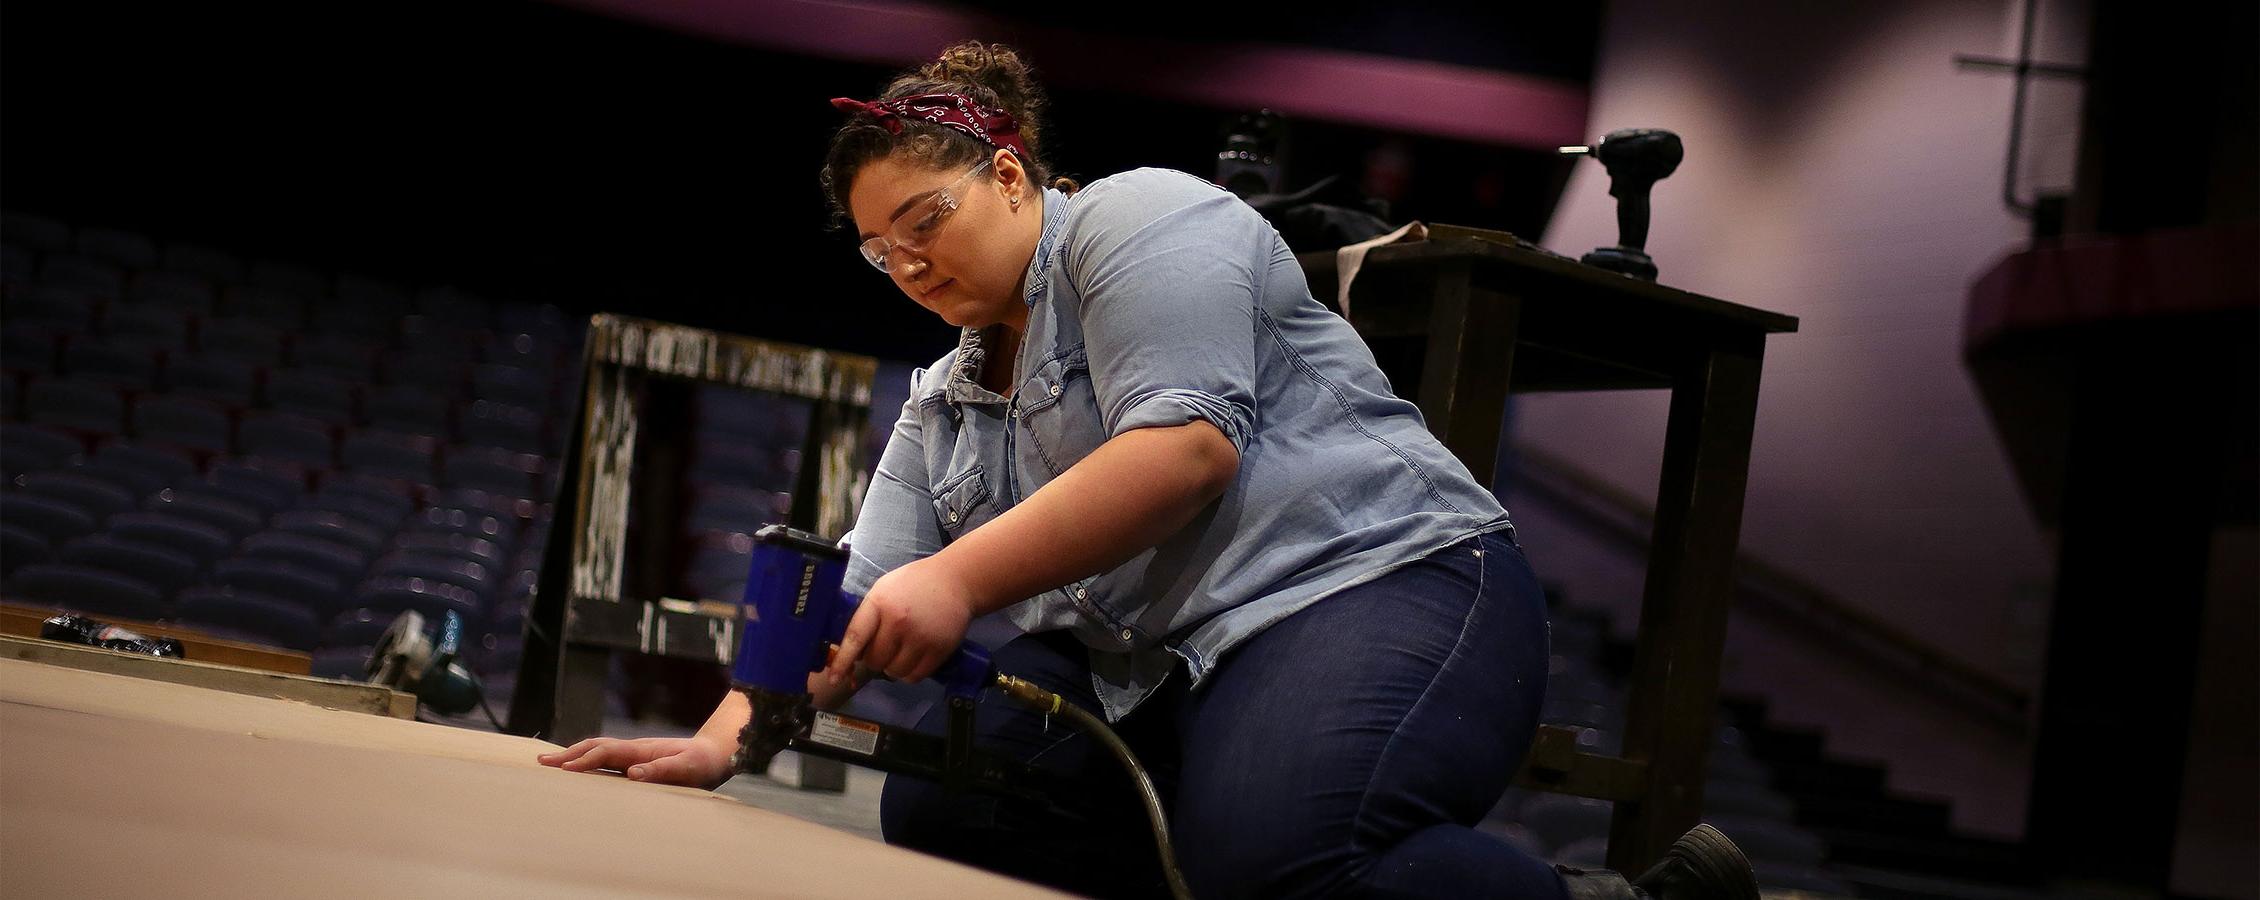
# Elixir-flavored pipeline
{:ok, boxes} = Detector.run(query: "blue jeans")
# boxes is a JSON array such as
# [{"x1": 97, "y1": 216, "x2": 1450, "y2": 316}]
[{"x1": 881, "y1": 531, "x2": 1570, "y2": 899}]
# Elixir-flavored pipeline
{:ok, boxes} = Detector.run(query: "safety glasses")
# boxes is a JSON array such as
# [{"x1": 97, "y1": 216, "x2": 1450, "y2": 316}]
[{"x1": 858, "y1": 158, "x2": 994, "y2": 273}]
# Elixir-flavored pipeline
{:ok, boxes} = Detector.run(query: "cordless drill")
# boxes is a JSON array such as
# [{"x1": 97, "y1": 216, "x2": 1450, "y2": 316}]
[{"x1": 1560, "y1": 127, "x2": 1685, "y2": 281}]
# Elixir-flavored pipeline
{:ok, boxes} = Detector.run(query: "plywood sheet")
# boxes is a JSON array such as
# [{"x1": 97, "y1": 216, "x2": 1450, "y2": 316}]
[{"x1": 0, "y1": 659, "x2": 1065, "y2": 899}]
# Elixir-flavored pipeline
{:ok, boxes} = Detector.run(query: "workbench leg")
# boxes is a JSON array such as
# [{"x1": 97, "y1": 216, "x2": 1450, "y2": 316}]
[
  {"x1": 552, "y1": 643, "x2": 612, "y2": 746},
  {"x1": 1608, "y1": 341, "x2": 1765, "y2": 873},
  {"x1": 1415, "y1": 268, "x2": 1522, "y2": 479}
]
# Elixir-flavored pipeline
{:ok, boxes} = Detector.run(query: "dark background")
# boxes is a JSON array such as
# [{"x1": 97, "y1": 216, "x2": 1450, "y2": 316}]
[{"x1": 1, "y1": 0, "x2": 1596, "y2": 364}]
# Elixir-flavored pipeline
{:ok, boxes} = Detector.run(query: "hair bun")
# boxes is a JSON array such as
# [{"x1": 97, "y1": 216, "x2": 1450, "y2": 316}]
[{"x1": 919, "y1": 42, "x2": 1045, "y2": 137}]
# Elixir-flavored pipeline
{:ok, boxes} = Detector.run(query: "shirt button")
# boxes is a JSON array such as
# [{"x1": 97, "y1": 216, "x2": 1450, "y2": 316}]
[
  {"x1": 1119, "y1": 628, "x2": 1134, "y2": 642},
  {"x1": 947, "y1": 511, "x2": 959, "y2": 523},
  {"x1": 1074, "y1": 587, "x2": 1087, "y2": 600},
  {"x1": 1049, "y1": 384, "x2": 1061, "y2": 397}
]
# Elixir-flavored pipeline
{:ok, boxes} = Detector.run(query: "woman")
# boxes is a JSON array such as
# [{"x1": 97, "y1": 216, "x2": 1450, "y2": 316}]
[{"x1": 541, "y1": 42, "x2": 1754, "y2": 900}]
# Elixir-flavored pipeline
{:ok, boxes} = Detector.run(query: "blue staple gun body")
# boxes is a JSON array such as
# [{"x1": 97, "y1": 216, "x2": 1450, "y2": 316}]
[{"x1": 729, "y1": 525, "x2": 1058, "y2": 800}]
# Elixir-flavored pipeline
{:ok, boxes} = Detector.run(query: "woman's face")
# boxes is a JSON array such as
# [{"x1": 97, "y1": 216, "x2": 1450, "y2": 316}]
[{"x1": 848, "y1": 149, "x2": 1042, "y2": 332}]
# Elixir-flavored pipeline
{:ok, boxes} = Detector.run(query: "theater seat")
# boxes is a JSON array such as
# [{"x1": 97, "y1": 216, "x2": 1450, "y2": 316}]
[
  {"x1": 0, "y1": 242, "x2": 32, "y2": 286},
  {"x1": 197, "y1": 317, "x2": 286, "y2": 367},
  {"x1": 101, "y1": 304, "x2": 192, "y2": 349},
  {"x1": 57, "y1": 534, "x2": 200, "y2": 594},
  {"x1": 2, "y1": 424, "x2": 88, "y2": 471},
  {"x1": 127, "y1": 271, "x2": 218, "y2": 315},
  {"x1": 350, "y1": 574, "x2": 482, "y2": 623},
  {"x1": 265, "y1": 369, "x2": 360, "y2": 426},
  {"x1": 63, "y1": 338, "x2": 166, "y2": 390},
  {"x1": 238, "y1": 412, "x2": 337, "y2": 469},
  {"x1": 11, "y1": 284, "x2": 101, "y2": 330},
  {"x1": 238, "y1": 531, "x2": 368, "y2": 580},
  {"x1": 26, "y1": 377, "x2": 127, "y2": 433},
  {"x1": 442, "y1": 445, "x2": 540, "y2": 499},
  {"x1": 40, "y1": 254, "x2": 125, "y2": 297},
  {"x1": 106, "y1": 511, "x2": 233, "y2": 565},
  {"x1": 1, "y1": 523, "x2": 53, "y2": 575},
  {"x1": 175, "y1": 586, "x2": 322, "y2": 651},
  {"x1": 131, "y1": 395, "x2": 235, "y2": 457},
  {"x1": 169, "y1": 357, "x2": 260, "y2": 408},
  {"x1": 91, "y1": 443, "x2": 198, "y2": 488},
  {"x1": 164, "y1": 243, "x2": 246, "y2": 284},
  {"x1": 76, "y1": 227, "x2": 157, "y2": 270},
  {"x1": 365, "y1": 384, "x2": 456, "y2": 437},
  {"x1": 144, "y1": 487, "x2": 266, "y2": 537},
  {"x1": 389, "y1": 530, "x2": 503, "y2": 571},
  {"x1": 306, "y1": 474, "x2": 417, "y2": 527},
  {"x1": 248, "y1": 259, "x2": 327, "y2": 299},
  {"x1": 2, "y1": 212, "x2": 71, "y2": 252},
  {"x1": 268, "y1": 508, "x2": 387, "y2": 553},
  {"x1": 17, "y1": 470, "x2": 138, "y2": 519},
  {"x1": 208, "y1": 462, "x2": 304, "y2": 513},
  {"x1": 211, "y1": 557, "x2": 346, "y2": 616},
  {"x1": 5, "y1": 563, "x2": 166, "y2": 621},
  {"x1": 369, "y1": 550, "x2": 492, "y2": 599},
  {"x1": 341, "y1": 429, "x2": 439, "y2": 483},
  {"x1": 222, "y1": 285, "x2": 305, "y2": 327}
]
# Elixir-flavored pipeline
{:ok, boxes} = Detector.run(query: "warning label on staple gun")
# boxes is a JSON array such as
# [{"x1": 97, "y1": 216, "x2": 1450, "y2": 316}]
[{"x1": 808, "y1": 711, "x2": 881, "y2": 757}]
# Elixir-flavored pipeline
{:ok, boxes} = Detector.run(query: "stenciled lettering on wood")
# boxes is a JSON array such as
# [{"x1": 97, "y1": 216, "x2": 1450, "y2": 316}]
[
  {"x1": 817, "y1": 414, "x2": 869, "y2": 539},
  {"x1": 589, "y1": 314, "x2": 875, "y2": 407},
  {"x1": 571, "y1": 362, "x2": 639, "y2": 605}
]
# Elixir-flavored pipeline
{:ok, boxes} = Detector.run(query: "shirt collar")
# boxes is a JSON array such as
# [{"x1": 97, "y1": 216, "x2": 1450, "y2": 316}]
[
  {"x1": 1022, "y1": 185, "x2": 1071, "y2": 304},
  {"x1": 944, "y1": 326, "x2": 1007, "y2": 406}
]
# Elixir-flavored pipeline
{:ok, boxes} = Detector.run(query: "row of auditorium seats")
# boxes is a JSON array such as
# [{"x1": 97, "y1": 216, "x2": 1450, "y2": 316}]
[
  {"x1": 1, "y1": 211, "x2": 574, "y2": 684},
  {"x1": 671, "y1": 385, "x2": 812, "y2": 603}
]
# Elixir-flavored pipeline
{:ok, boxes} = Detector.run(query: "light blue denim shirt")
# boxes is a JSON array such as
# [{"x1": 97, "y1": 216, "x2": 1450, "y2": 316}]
[{"x1": 842, "y1": 167, "x2": 1513, "y2": 720}]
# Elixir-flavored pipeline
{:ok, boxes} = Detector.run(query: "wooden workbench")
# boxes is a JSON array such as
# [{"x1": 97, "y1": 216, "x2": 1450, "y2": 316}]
[
  {"x1": 0, "y1": 657, "x2": 1064, "y2": 898},
  {"x1": 1303, "y1": 229, "x2": 1797, "y2": 873}
]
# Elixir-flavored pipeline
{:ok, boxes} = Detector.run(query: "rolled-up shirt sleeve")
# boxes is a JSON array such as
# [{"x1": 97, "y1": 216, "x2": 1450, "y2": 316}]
[
  {"x1": 841, "y1": 372, "x2": 947, "y2": 597},
  {"x1": 1069, "y1": 174, "x2": 1263, "y2": 455}
]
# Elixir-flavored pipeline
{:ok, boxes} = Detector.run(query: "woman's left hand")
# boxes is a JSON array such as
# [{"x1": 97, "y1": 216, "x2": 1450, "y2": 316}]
[{"x1": 825, "y1": 555, "x2": 979, "y2": 685}]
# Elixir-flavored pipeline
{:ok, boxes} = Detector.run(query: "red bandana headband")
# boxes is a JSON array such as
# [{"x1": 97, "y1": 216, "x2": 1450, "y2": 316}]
[{"x1": 830, "y1": 93, "x2": 1030, "y2": 162}]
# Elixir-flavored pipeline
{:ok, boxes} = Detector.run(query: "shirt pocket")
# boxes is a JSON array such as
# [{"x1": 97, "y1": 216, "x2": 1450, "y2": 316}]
[
  {"x1": 1018, "y1": 349, "x2": 1106, "y2": 477},
  {"x1": 929, "y1": 464, "x2": 992, "y2": 539}
]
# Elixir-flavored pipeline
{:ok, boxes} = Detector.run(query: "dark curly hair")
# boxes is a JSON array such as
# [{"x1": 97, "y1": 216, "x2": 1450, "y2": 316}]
[{"x1": 822, "y1": 42, "x2": 1077, "y2": 228}]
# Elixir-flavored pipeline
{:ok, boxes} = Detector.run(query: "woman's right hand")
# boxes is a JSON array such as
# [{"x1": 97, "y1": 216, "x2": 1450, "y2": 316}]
[{"x1": 537, "y1": 735, "x2": 737, "y2": 789}]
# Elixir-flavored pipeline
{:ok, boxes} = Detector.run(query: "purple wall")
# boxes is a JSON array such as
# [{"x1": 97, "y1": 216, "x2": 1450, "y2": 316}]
[{"x1": 1517, "y1": 0, "x2": 2094, "y2": 839}]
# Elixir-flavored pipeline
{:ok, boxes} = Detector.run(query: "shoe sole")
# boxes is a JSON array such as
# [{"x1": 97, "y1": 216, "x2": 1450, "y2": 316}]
[{"x1": 1668, "y1": 823, "x2": 1760, "y2": 900}]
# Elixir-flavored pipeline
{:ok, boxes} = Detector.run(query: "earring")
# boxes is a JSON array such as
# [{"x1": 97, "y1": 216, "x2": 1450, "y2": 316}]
[{"x1": 1010, "y1": 195, "x2": 1021, "y2": 207}]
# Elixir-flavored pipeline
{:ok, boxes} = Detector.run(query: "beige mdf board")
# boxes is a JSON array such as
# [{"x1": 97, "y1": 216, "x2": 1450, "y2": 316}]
[{"x1": 0, "y1": 659, "x2": 1067, "y2": 899}]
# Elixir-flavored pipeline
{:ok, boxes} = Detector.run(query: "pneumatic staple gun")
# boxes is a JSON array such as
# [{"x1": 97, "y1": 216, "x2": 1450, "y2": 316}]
[
  {"x1": 729, "y1": 525, "x2": 1056, "y2": 801},
  {"x1": 729, "y1": 525, "x2": 1193, "y2": 899}
]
